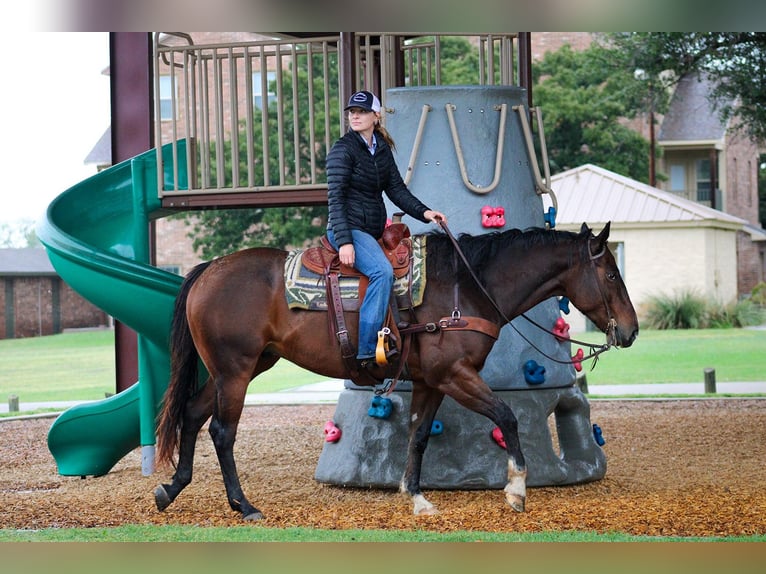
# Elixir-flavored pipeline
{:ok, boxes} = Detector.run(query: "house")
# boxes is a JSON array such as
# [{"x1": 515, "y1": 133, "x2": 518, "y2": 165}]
[
  {"x1": 657, "y1": 72, "x2": 766, "y2": 295},
  {"x1": 551, "y1": 164, "x2": 748, "y2": 332},
  {"x1": 0, "y1": 248, "x2": 110, "y2": 339}
]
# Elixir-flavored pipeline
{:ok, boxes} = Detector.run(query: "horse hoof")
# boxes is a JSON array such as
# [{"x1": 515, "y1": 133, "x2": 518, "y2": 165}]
[
  {"x1": 154, "y1": 485, "x2": 172, "y2": 512},
  {"x1": 506, "y1": 494, "x2": 526, "y2": 513},
  {"x1": 243, "y1": 511, "x2": 265, "y2": 521},
  {"x1": 414, "y1": 506, "x2": 439, "y2": 516}
]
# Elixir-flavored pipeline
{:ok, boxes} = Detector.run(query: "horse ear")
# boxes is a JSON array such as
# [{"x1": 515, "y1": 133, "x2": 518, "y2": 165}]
[
  {"x1": 597, "y1": 221, "x2": 611, "y2": 241},
  {"x1": 579, "y1": 222, "x2": 591, "y2": 236},
  {"x1": 592, "y1": 222, "x2": 611, "y2": 252}
]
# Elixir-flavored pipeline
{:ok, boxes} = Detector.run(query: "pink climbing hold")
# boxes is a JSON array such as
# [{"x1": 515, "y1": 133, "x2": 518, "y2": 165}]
[
  {"x1": 481, "y1": 205, "x2": 495, "y2": 228},
  {"x1": 323, "y1": 420, "x2": 342, "y2": 442},
  {"x1": 493, "y1": 206, "x2": 505, "y2": 227},
  {"x1": 491, "y1": 426, "x2": 506, "y2": 449},
  {"x1": 552, "y1": 317, "x2": 570, "y2": 340},
  {"x1": 572, "y1": 348, "x2": 584, "y2": 372}
]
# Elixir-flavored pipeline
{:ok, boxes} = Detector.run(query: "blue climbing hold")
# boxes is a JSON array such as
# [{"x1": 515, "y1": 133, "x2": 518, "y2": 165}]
[
  {"x1": 592, "y1": 423, "x2": 605, "y2": 446},
  {"x1": 430, "y1": 419, "x2": 444, "y2": 436},
  {"x1": 543, "y1": 206, "x2": 557, "y2": 228},
  {"x1": 523, "y1": 359, "x2": 546, "y2": 385},
  {"x1": 558, "y1": 296, "x2": 570, "y2": 314},
  {"x1": 367, "y1": 395, "x2": 393, "y2": 419}
]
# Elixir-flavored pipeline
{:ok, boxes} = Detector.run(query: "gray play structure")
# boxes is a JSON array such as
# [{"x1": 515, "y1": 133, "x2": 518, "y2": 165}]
[{"x1": 314, "y1": 85, "x2": 605, "y2": 489}]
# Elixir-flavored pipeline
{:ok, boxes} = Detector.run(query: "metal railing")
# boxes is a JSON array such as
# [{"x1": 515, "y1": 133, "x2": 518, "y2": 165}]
[{"x1": 153, "y1": 33, "x2": 521, "y2": 205}]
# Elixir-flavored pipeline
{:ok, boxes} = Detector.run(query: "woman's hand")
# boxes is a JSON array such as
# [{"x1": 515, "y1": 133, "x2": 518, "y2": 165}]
[
  {"x1": 339, "y1": 243, "x2": 355, "y2": 266},
  {"x1": 424, "y1": 210, "x2": 447, "y2": 226}
]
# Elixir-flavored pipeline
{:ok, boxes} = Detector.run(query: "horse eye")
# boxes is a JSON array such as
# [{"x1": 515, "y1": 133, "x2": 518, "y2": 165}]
[{"x1": 606, "y1": 271, "x2": 617, "y2": 281}]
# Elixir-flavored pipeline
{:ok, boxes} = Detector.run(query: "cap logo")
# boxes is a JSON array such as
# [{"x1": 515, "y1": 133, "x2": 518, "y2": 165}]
[{"x1": 352, "y1": 92, "x2": 369, "y2": 103}]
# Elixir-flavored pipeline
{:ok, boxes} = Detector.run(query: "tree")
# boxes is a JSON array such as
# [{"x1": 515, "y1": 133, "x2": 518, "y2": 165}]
[
  {"x1": 602, "y1": 33, "x2": 766, "y2": 143},
  {"x1": 0, "y1": 219, "x2": 41, "y2": 248},
  {"x1": 532, "y1": 43, "x2": 654, "y2": 182},
  {"x1": 603, "y1": 33, "x2": 766, "y2": 227}
]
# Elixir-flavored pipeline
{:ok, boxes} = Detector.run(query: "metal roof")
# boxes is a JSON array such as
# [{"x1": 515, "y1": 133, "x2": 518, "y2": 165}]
[
  {"x1": 550, "y1": 163, "x2": 747, "y2": 229},
  {"x1": 0, "y1": 248, "x2": 56, "y2": 276}
]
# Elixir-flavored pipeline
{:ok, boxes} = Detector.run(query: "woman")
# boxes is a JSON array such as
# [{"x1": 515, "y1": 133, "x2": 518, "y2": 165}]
[{"x1": 326, "y1": 90, "x2": 447, "y2": 368}]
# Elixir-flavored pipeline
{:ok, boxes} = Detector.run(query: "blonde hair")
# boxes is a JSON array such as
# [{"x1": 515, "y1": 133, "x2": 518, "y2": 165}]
[{"x1": 375, "y1": 119, "x2": 396, "y2": 151}]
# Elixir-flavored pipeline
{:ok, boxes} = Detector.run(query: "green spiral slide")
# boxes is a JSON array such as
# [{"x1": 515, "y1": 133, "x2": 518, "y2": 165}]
[{"x1": 37, "y1": 144, "x2": 187, "y2": 477}]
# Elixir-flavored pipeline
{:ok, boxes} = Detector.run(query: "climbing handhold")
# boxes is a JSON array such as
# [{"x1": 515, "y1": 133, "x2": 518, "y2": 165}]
[
  {"x1": 552, "y1": 317, "x2": 570, "y2": 340},
  {"x1": 481, "y1": 206, "x2": 506, "y2": 228},
  {"x1": 481, "y1": 205, "x2": 495, "y2": 228},
  {"x1": 558, "y1": 296, "x2": 570, "y2": 314},
  {"x1": 572, "y1": 348, "x2": 584, "y2": 372},
  {"x1": 323, "y1": 420, "x2": 342, "y2": 442},
  {"x1": 523, "y1": 359, "x2": 546, "y2": 385},
  {"x1": 367, "y1": 395, "x2": 393, "y2": 419},
  {"x1": 592, "y1": 423, "x2": 605, "y2": 446},
  {"x1": 430, "y1": 419, "x2": 443, "y2": 436},
  {"x1": 493, "y1": 206, "x2": 505, "y2": 227},
  {"x1": 491, "y1": 426, "x2": 506, "y2": 449},
  {"x1": 543, "y1": 206, "x2": 557, "y2": 228}
]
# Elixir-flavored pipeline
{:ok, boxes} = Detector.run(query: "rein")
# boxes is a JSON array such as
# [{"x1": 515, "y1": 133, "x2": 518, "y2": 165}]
[{"x1": 437, "y1": 219, "x2": 614, "y2": 369}]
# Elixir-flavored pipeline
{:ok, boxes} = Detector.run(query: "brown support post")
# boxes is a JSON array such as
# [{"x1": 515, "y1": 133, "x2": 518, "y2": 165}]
[
  {"x1": 710, "y1": 149, "x2": 718, "y2": 210},
  {"x1": 109, "y1": 32, "x2": 154, "y2": 393},
  {"x1": 339, "y1": 32, "x2": 356, "y2": 101},
  {"x1": 518, "y1": 32, "x2": 532, "y2": 107}
]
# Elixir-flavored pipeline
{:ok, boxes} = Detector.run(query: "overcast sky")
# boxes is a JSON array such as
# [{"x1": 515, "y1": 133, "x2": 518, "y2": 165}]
[{"x1": 0, "y1": 32, "x2": 110, "y2": 226}]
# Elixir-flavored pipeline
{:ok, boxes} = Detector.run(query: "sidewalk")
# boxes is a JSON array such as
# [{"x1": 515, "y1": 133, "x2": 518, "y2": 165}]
[{"x1": 3, "y1": 379, "x2": 765, "y2": 415}]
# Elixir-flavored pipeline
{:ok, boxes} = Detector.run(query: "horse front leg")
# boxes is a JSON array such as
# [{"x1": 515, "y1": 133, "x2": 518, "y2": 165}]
[
  {"x1": 401, "y1": 384, "x2": 445, "y2": 515},
  {"x1": 154, "y1": 378, "x2": 215, "y2": 511},
  {"x1": 441, "y1": 362, "x2": 527, "y2": 512}
]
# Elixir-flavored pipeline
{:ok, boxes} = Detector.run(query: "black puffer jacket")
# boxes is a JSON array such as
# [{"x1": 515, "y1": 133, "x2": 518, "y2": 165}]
[{"x1": 326, "y1": 130, "x2": 431, "y2": 247}]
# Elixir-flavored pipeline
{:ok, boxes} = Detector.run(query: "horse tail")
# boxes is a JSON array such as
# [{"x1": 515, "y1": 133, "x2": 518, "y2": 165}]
[{"x1": 155, "y1": 260, "x2": 213, "y2": 468}]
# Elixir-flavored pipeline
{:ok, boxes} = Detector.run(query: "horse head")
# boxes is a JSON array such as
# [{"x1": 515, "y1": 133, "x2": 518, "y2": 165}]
[{"x1": 567, "y1": 222, "x2": 639, "y2": 348}]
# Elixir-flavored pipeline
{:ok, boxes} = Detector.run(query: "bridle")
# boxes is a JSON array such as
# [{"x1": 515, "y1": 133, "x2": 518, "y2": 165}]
[{"x1": 438, "y1": 219, "x2": 616, "y2": 369}]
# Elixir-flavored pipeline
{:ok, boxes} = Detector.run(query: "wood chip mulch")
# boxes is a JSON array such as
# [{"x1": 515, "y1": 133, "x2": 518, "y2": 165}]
[{"x1": 1, "y1": 399, "x2": 764, "y2": 537}]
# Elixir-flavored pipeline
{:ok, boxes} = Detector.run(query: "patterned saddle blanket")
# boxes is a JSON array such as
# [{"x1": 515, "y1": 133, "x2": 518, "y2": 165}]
[{"x1": 284, "y1": 235, "x2": 427, "y2": 311}]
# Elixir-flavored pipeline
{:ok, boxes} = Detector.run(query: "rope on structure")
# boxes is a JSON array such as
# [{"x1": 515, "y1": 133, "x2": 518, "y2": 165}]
[
  {"x1": 514, "y1": 104, "x2": 558, "y2": 215},
  {"x1": 403, "y1": 104, "x2": 432, "y2": 186},
  {"x1": 445, "y1": 102, "x2": 507, "y2": 194}
]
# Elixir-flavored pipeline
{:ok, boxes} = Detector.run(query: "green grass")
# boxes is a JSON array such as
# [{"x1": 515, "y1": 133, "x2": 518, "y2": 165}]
[
  {"x1": 1, "y1": 327, "x2": 764, "y2": 409},
  {"x1": 0, "y1": 330, "x2": 327, "y2": 408},
  {"x1": 572, "y1": 327, "x2": 766, "y2": 386},
  {"x1": 0, "y1": 524, "x2": 763, "y2": 542},
  {"x1": 0, "y1": 330, "x2": 116, "y2": 402}
]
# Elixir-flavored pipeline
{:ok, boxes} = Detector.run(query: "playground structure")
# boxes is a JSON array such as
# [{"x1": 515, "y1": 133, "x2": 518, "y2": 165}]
[{"x1": 39, "y1": 33, "x2": 608, "y2": 486}]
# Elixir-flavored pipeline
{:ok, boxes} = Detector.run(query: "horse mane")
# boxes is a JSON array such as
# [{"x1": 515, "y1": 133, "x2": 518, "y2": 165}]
[{"x1": 425, "y1": 226, "x2": 580, "y2": 282}]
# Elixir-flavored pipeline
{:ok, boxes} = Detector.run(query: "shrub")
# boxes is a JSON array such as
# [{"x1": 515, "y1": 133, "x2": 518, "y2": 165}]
[
  {"x1": 644, "y1": 290, "x2": 766, "y2": 329},
  {"x1": 644, "y1": 290, "x2": 707, "y2": 329},
  {"x1": 750, "y1": 282, "x2": 766, "y2": 307}
]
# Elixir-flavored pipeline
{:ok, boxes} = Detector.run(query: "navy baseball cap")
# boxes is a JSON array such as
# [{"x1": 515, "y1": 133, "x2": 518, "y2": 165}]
[{"x1": 344, "y1": 90, "x2": 381, "y2": 113}]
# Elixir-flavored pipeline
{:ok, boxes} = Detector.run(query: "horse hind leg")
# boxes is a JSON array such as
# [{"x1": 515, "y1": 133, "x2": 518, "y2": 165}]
[
  {"x1": 154, "y1": 377, "x2": 215, "y2": 511},
  {"x1": 401, "y1": 384, "x2": 445, "y2": 516},
  {"x1": 207, "y1": 370, "x2": 265, "y2": 521}
]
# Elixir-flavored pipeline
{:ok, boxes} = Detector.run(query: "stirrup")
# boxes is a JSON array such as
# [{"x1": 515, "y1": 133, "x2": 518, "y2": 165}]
[{"x1": 375, "y1": 327, "x2": 398, "y2": 366}]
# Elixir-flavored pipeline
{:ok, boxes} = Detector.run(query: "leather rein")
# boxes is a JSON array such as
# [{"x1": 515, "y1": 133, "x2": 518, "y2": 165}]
[{"x1": 437, "y1": 219, "x2": 615, "y2": 369}]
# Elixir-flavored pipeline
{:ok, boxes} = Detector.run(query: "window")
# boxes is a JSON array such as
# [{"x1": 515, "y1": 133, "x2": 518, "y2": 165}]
[
  {"x1": 253, "y1": 71, "x2": 276, "y2": 109},
  {"x1": 669, "y1": 164, "x2": 686, "y2": 193},
  {"x1": 696, "y1": 158, "x2": 711, "y2": 203},
  {"x1": 159, "y1": 75, "x2": 176, "y2": 121}
]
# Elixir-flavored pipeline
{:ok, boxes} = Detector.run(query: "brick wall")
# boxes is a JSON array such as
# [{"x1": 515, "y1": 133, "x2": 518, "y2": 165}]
[
  {"x1": 154, "y1": 216, "x2": 205, "y2": 277},
  {"x1": 0, "y1": 276, "x2": 109, "y2": 339}
]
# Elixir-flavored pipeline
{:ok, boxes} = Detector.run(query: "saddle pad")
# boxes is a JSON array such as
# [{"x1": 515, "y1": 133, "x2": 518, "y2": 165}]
[{"x1": 284, "y1": 235, "x2": 427, "y2": 310}]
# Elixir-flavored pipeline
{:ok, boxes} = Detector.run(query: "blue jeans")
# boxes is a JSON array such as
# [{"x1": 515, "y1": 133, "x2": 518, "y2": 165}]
[{"x1": 327, "y1": 229, "x2": 393, "y2": 359}]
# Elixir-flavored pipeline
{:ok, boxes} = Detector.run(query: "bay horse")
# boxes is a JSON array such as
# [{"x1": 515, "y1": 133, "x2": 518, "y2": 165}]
[{"x1": 154, "y1": 221, "x2": 638, "y2": 520}]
